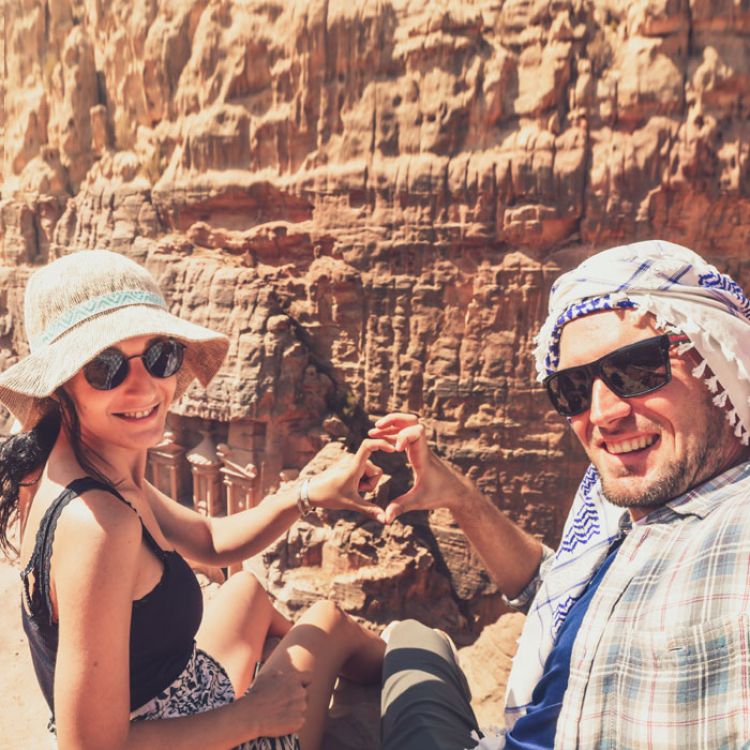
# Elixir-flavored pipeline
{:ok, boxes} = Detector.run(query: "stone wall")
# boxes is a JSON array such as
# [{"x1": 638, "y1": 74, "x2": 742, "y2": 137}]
[{"x1": 4, "y1": 0, "x2": 750, "y2": 661}]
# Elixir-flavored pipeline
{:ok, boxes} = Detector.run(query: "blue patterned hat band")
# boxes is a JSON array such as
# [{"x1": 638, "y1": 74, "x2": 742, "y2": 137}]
[{"x1": 30, "y1": 290, "x2": 167, "y2": 350}]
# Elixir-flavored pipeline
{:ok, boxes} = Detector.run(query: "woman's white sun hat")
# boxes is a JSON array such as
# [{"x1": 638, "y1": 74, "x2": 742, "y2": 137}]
[{"x1": 0, "y1": 250, "x2": 229, "y2": 428}]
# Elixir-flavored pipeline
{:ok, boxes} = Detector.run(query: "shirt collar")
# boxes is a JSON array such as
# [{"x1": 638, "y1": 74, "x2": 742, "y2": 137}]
[{"x1": 635, "y1": 460, "x2": 750, "y2": 524}]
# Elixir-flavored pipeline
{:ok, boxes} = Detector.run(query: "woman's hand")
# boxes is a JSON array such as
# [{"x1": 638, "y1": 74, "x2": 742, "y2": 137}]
[
  {"x1": 306, "y1": 439, "x2": 394, "y2": 523},
  {"x1": 242, "y1": 664, "x2": 310, "y2": 738},
  {"x1": 368, "y1": 413, "x2": 476, "y2": 523}
]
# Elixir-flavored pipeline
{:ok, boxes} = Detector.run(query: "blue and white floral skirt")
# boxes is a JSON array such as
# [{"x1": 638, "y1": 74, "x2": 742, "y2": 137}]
[{"x1": 50, "y1": 647, "x2": 300, "y2": 750}]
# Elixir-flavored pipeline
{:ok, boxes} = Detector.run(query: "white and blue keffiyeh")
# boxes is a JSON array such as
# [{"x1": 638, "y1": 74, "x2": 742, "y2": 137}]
[{"x1": 502, "y1": 239, "x2": 750, "y2": 731}]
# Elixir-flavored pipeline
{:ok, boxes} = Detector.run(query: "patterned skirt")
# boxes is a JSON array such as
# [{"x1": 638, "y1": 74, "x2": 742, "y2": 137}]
[
  {"x1": 50, "y1": 647, "x2": 300, "y2": 750},
  {"x1": 132, "y1": 647, "x2": 300, "y2": 749}
]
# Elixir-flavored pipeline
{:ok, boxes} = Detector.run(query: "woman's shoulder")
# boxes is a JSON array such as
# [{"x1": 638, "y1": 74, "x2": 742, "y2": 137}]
[
  {"x1": 30, "y1": 478, "x2": 143, "y2": 559},
  {"x1": 51, "y1": 483, "x2": 144, "y2": 597},
  {"x1": 22, "y1": 478, "x2": 144, "y2": 618},
  {"x1": 57, "y1": 481, "x2": 140, "y2": 536}
]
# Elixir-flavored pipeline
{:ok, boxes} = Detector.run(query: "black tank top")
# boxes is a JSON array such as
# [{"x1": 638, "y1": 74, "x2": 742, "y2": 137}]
[{"x1": 20, "y1": 477, "x2": 204, "y2": 714}]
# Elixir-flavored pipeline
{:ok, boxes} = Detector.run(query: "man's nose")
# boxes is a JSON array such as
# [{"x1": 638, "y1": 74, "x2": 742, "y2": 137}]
[{"x1": 588, "y1": 378, "x2": 631, "y2": 425}]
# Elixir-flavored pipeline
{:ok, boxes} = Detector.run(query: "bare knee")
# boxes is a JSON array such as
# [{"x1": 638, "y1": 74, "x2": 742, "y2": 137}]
[
  {"x1": 301, "y1": 599, "x2": 351, "y2": 632},
  {"x1": 226, "y1": 569, "x2": 260, "y2": 592},
  {"x1": 219, "y1": 570, "x2": 270, "y2": 609},
  {"x1": 306, "y1": 599, "x2": 345, "y2": 620}
]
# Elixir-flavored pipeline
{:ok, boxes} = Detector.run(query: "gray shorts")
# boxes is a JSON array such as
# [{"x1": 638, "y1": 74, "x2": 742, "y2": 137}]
[{"x1": 380, "y1": 620, "x2": 483, "y2": 750}]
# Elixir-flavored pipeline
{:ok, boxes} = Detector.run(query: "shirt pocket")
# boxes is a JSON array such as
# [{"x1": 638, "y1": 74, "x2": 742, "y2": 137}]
[{"x1": 607, "y1": 613, "x2": 750, "y2": 750}]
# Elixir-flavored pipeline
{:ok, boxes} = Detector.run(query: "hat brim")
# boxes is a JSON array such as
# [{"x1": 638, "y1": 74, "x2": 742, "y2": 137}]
[{"x1": 0, "y1": 304, "x2": 229, "y2": 427}]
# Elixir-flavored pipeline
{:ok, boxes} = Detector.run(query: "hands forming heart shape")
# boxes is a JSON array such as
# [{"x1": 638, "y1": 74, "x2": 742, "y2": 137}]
[{"x1": 307, "y1": 412, "x2": 473, "y2": 524}]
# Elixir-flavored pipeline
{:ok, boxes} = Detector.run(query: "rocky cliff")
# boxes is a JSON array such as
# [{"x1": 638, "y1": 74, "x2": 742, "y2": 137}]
[{"x1": 4, "y1": 0, "x2": 750, "y2": 715}]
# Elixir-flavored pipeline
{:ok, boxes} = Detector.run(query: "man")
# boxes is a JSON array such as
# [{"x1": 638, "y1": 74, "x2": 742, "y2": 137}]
[{"x1": 372, "y1": 240, "x2": 750, "y2": 749}]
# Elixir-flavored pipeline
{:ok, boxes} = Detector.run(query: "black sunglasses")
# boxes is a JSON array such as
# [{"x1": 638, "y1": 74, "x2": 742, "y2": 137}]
[
  {"x1": 83, "y1": 338, "x2": 186, "y2": 391},
  {"x1": 544, "y1": 334, "x2": 690, "y2": 417}
]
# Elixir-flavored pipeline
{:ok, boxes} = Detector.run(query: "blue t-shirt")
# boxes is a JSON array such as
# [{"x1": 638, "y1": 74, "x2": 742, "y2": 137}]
[{"x1": 504, "y1": 537, "x2": 623, "y2": 750}]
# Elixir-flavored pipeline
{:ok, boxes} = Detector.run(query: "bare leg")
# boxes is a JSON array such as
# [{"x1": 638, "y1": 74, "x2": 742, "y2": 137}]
[
  {"x1": 262, "y1": 600, "x2": 385, "y2": 750},
  {"x1": 196, "y1": 571, "x2": 292, "y2": 695}
]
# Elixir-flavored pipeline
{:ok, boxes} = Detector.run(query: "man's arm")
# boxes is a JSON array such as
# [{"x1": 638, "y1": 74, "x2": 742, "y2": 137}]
[
  {"x1": 450, "y1": 479, "x2": 545, "y2": 601},
  {"x1": 370, "y1": 413, "x2": 544, "y2": 600}
]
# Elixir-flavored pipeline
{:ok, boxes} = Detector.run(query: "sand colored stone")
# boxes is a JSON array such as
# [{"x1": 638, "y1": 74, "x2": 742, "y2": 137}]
[{"x1": 0, "y1": 558, "x2": 49, "y2": 748}]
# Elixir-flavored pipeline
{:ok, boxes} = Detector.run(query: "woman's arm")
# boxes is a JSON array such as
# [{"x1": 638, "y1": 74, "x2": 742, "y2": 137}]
[
  {"x1": 147, "y1": 481, "x2": 303, "y2": 567},
  {"x1": 51, "y1": 490, "x2": 308, "y2": 750},
  {"x1": 52, "y1": 491, "x2": 137, "y2": 749},
  {"x1": 148, "y1": 439, "x2": 392, "y2": 567}
]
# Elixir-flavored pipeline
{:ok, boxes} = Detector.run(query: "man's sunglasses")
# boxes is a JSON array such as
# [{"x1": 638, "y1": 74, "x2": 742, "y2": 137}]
[
  {"x1": 83, "y1": 338, "x2": 186, "y2": 391},
  {"x1": 544, "y1": 334, "x2": 690, "y2": 417}
]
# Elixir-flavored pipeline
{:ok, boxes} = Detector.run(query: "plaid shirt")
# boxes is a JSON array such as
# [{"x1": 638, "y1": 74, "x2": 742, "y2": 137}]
[{"x1": 555, "y1": 461, "x2": 750, "y2": 749}]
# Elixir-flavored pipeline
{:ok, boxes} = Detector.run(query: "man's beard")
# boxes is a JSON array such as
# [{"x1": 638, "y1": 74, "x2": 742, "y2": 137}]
[{"x1": 598, "y1": 407, "x2": 729, "y2": 510}]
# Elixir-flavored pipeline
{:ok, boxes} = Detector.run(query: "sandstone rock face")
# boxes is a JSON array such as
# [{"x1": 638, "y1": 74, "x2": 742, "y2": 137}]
[
  {"x1": 460, "y1": 612, "x2": 526, "y2": 729},
  {"x1": 4, "y1": 0, "x2": 750, "y2": 722}
]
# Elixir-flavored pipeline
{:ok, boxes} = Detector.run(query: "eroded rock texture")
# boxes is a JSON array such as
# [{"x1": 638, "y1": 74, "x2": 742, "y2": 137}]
[{"x1": 5, "y1": 0, "x2": 750, "y2": 713}]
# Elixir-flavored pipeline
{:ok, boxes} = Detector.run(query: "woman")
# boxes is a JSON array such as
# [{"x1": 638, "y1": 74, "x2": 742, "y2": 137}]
[{"x1": 0, "y1": 250, "x2": 387, "y2": 749}]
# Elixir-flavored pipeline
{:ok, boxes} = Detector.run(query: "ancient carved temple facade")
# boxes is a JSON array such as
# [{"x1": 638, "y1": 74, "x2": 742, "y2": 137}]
[
  {"x1": 147, "y1": 415, "x2": 282, "y2": 576},
  {"x1": 147, "y1": 417, "x2": 267, "y2": 520}
]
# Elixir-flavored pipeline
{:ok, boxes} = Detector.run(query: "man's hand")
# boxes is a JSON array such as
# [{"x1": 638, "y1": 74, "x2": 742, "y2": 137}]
[
  {"x1": 307, "y1": 438, "x2": 394, "y2": 523},
  {"x1": 368, "y1": 413, "x2": 476, "y2": 524},
  {"x1": 369, "y1": 411, "x2": 543, "y2": 598}
]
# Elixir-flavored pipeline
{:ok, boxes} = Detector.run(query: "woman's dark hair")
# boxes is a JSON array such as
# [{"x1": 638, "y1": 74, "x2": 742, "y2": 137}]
[{"x1": 0, "y1": 390, "x2": 113, "y2": 558}]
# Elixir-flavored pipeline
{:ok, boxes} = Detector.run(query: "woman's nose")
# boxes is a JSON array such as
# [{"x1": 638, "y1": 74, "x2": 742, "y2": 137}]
[{"x1": 121, "y1": 357, "x2": 158, "y2": 391}]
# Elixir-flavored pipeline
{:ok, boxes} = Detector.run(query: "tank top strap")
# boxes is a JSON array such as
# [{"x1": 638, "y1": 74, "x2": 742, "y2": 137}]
[
  {"x1": 20, "y1": 477, "x2": 160, "y2": 627},
  {"x1": 72, "y1": 479, "x2": 166, "y2": 558}
]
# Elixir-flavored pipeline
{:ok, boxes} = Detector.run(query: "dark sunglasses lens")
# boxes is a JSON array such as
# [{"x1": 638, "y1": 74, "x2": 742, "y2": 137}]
[
  {"x1": 547, "y1": 368, "x2": 592, "y2": 417},
  {"x1": 603, "y1": 339, "x2": 669, "y2": 396},
  {"x1": 547, "y1": 336, "x2": 672, "y2": 417},
  {"x1": 84, "y1": 349, "x2": 128, "y2": 390},
  {"x1": 143, "y1": 339, "x2": 185, "y2": 378}
]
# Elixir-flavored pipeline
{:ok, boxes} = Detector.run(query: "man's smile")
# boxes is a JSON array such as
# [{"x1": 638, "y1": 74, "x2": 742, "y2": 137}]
[{"x1": 602, "y1": 434, "x2": 659, "y2": 455}]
